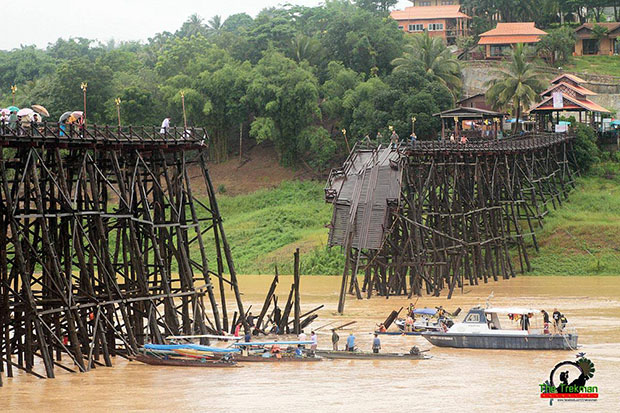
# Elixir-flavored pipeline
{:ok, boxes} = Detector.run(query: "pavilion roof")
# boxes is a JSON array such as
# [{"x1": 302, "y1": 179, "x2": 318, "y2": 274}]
[{"x1": 434, "y1": 106, "x2": 506, "y2": 119}]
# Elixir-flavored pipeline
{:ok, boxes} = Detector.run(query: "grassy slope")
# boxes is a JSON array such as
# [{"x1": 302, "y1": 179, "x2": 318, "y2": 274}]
[
  {"x1": 195, "y1": 181, "x2": 341, "y2": 275},
  {"x1": 527, "y1": 162, "x2": 620, "y2": 275},
  {"x1": 198, "y1": 163, "x2": 620, "y2": 276},
  {"x1": 565, "y1": 56, "x2": 620, "y2": 77}
]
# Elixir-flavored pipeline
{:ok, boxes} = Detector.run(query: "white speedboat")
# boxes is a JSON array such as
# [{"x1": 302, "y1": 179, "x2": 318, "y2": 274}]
[{"x1": 422, "y1": 307, "x2": 578, "y2": 350}]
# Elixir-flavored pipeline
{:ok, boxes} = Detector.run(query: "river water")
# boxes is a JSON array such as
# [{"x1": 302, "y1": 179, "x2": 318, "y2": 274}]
[{"x1": 2, "y1": 276, "x2": 619, "y2": 412}]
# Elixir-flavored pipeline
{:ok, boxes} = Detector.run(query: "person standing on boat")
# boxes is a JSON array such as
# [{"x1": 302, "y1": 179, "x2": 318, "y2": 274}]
[
  {"x1": 331, "y1": 329, "x2": 339, "y2": 350},
  {"x1": 372, "y1": 334, "x2": 381, "y2": 354},
  {"x1": 346, "y1": 333, "x2": 356, "y2": 352},
  {"x1": 244, "y1": 329, "x2": 251, "y2": 344},
  {"x1": 520, "y1": 313, "x2": 530, "y2": 332},
  {"x1": 405, "y1": 315, "x2": 414, "y2": 332},
  {"x1": 298, "y1": 329, "x2": 307, "y2": 349},
  {"x1": 310, "y1": 331, "x2": 318, "y2": 354},
  {"x1": 541, "y1": 309, "x2": 550, "y2": 334},
  {"x1": 552, "y1": 308, "x2": 561, "y2": 333}
]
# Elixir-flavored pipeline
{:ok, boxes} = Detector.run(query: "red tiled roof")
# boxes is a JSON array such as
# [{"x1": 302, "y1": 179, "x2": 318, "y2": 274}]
[
  {"x1": 541, "y1": 82, "x2": 597, "y2": 98},
  {"x1": 480, "y1": 22, "x2": 547, "y2": 37},
  {"x1": 529, "y1": 94, "x2": 610, "y2": 113},
  {"x1": 478, "y1": 35, "x2": 543, "y2": 45},
  {"x1": 390, "y1": 5, "x2": 470, "y2": 20},
  {"x1": 550, "y1": 73, "x2": 587, "y2": 85}
]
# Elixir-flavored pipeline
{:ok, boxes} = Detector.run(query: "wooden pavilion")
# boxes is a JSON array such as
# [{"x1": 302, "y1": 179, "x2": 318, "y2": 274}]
[
  {"x1": 529, "y1": 74, "x2": 611, "y2": 131},
  {"x1": 434, "y1": 107, "x2": 506, "y2": 140}
]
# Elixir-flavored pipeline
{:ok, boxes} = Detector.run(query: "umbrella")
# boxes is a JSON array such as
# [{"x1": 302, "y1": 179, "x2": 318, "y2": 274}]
[
  {"x1": 7, "y1": 106, "x2": 19, "y2": 113},
  {"x1": 71, "y1": 111, "x2": 83, "y2": 118},
  {"x1": 0, "y1": 108, "x2": 10, "y2": 116},
  {"x1": 17, "y1": 108, "x2": 34, "y2": 117},
  {"x1": 59, "y1": 111, "x2": 73, "y2": 123},
  {"x1": 32, "y1": 104, "x2": 50, "y2": 117}
]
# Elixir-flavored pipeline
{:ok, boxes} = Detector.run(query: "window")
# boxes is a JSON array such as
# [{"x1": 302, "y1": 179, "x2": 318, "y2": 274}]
[
  {"x1": 441, "y1": 0, "x2": 454, "y2": 4},
  {"x1": 583, "y1": 39, "x2": 598, "y2": 55},
  {"x1": 398, "y1": 25, "x2": 404, "y2": 30},
  {"x1": 428, "y1": 23, "x2": 444, "y2": 31},
  {"x1": 419, "y1": 1, "x2": 431, "y2": 6},
  {"x1": 465, "y1": 313, "x2": 480, "y2": 323},
  {"x1": 408, "y1": 24, "x2": 424, "y2": 32}
]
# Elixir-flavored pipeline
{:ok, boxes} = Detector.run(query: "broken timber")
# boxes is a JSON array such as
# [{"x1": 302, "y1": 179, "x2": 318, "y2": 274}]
[{"x1": 326, "y1": 133, "x2": 577, "y2": 313}]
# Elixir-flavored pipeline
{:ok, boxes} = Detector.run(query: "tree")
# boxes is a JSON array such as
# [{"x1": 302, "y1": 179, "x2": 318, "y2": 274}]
[
  {"x1": 391, "y1": 32, "x2": 462, "y2": 102},
  {"x1": 485, "y1": 44, "x2": 547, "y2": 132},
  {"x1": 207, "y1": 15, "x2": 223, "y2": 35},
  {"x1": 536, "y1": 26, "x2": 576, "y2": 65},
  {"x1": 572, "y1": 124, "x2": 600, "y2": 172},
  {"x1": 177, "y1": 14, "x2": 208, "y2": 38},
  {"x1": 456, "y1": 36, "x2": 478, "y2": 61},
  {"x1": 246, "y1": 51, "x2": 323, "y2": 165},
  {"x1": 592, "y1": 24, "x2": 610, "y2": 54},
  {"x1": 354, "y1": 0, "x2": 398, "y2": 13},
  {"x1": 197, "y1": 62, "x2": 253, "y2": 161}
]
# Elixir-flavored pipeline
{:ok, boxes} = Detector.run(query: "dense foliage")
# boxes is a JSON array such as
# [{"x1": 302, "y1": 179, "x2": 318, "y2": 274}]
[{"x1": 0, "y1": 1, "x2": 456, "y2": 166}]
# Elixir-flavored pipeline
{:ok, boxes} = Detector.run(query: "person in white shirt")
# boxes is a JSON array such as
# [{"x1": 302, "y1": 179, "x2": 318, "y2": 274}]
[
  {"x1": 160, "y1": 117, "x2": 170, "y2": 134},
  {"x1": 310, "y1": 331, "x2": 318, "y2": 352},
  {"x1": 298, "y1": 329, "x2": 307, "y2": 349}
]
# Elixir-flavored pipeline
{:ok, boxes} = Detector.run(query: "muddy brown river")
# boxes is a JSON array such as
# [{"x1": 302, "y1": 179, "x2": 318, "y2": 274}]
[{"x1": 2, "y1": 275, "x2": 619, "y2": 412}]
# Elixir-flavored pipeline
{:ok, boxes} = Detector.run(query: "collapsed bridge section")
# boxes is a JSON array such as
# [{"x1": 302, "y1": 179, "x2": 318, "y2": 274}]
[{"x1": 326, "y1": 134, "x2": 576, "y2": 313}]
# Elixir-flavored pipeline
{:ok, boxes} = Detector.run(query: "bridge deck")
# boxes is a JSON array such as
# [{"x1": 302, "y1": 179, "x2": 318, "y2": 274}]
[{"x1": 0, "y1": 123, "x2": 207, "y2": 149}]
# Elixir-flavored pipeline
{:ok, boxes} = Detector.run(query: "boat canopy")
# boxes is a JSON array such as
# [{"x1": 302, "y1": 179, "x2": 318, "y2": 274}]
[
  {"x1": 484, "y1": 307, "x2": 539, "y2": 315},
  {"x1": 144, "y1": 343, "x2": 240, "y2": 353},
  {"x1": 232, "y1": 340, "x2": 313, "y2": 347},
  {"x1": 414, "y1": 308, "x2": 437, "y2": 316}
]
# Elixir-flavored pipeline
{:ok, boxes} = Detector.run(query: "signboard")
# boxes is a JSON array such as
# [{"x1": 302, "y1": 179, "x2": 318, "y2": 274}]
[{"x1": 552, "y1": 91, "x2": 564, "y2": 109}]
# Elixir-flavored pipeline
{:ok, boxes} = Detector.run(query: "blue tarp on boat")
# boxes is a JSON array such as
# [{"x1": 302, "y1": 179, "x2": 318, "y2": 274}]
[
  {"x1": 413, "y1": 308, "x2": 437, "y2": 316},
  {"x1": 143, "y1": 343, "x2": 240, "y2": 353}
]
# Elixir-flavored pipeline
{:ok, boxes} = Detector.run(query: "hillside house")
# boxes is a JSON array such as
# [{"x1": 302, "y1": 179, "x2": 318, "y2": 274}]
[
  {"x1": 478, "y1": 23, "x2": 547, "y2": 59},
  {"x1": 390, "y1": 5, "x2": 470, "y2": 45},
  {"x1": 574, "y1": 23, "x2": 620, "y2": 56}
]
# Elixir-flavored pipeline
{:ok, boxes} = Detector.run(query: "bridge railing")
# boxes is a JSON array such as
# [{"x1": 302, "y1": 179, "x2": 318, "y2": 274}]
[
  {"x1": 403, "y1": 132, "x2": 572, "y2": 154},
  {"x1": 0, "y1": 122, "x2": 209, "y2": 148}
]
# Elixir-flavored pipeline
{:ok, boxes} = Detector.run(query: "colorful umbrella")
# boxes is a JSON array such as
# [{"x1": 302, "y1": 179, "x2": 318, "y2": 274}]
[
  {"x1": 17, "y1": 108, "x2": 34, "y2": 117},
  {"x1": 59, "y1": 111, "x2": 73, "y2": 122},
  {"x1": 71, "y1": 111, "x2": 83, "y2": 118},
  {"x1": 0, "y1": 108, "x2": 10, "y2": 116},
  {"x1": 32, "y1": 104, "x2": 50, "y2": 117},
  {"x1": 7, "y1": 106, "x2": 19, "y2": 113}
]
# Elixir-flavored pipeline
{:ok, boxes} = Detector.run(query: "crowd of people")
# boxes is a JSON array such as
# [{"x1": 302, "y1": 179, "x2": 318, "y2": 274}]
[{"x1": 516, "y1": 308, "x2": 568, "y2": 334}]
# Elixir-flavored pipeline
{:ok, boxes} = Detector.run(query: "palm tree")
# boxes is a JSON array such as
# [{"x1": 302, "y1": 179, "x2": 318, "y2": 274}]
[
  {"x1": 207, "y1": 15, "x2": 223, "y2": 35},
  {"x1": 485, "y1": 43, "x2": 546, "y2": 132},
  {"x1": 391, "y1": 32, "x2": 462, "y2": 101}
]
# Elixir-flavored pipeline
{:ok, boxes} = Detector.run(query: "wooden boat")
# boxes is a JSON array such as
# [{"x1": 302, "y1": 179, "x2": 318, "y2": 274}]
[
  {"x1": 231, "y1": 340, "x2": 322, "y2": 362},
  {"x1": 315, "y1": 349, "x2": 429, "y2": 360},
  {"x1": 422, "y1": 307, "x2": 578, "y2": 350},
  {"x1": 132, "y1": 353, "x2": 238, "y2": 367}
]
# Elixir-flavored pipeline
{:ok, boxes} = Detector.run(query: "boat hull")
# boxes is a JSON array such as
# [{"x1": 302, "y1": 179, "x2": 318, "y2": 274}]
[
  {"x1": 132, "y1": 354, "x2": 238, "y2": 367},
  {"x1": 315, "y1": 350, "x2": 427, "y2": 360},
  {"x1": 422, "y1": 332, "x2": 578, "y2": 350},
  {"x1": 235, "y1": 355, "x2": 322, "y2": 362}
]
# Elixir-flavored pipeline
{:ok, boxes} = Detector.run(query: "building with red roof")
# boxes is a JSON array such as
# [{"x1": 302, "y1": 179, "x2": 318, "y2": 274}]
[
  {"x1": 478, "y1": 23, "x2": 547, "y2": 59},
  {"x1": 390, "y1": 4, "x2": 470, "y2": 45}
]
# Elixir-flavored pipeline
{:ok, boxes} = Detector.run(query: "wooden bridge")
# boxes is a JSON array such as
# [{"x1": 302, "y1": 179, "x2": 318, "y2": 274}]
[
  {"x1": 326, "y1": 133, "x2": 577, "y2": 313},
  {"x1": 0, "y1": 124, "x2": 245, "y2": 383}
]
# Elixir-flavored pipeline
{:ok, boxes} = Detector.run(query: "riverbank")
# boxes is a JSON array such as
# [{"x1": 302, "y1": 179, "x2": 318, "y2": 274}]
[{"x1": 199, "y1": 161, "x2": 620, "y2": 276}]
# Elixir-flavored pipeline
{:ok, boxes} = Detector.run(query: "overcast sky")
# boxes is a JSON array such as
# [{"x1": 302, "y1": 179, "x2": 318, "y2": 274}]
[{"x1": 1, "y1": 0, "x2": 411, "y2": 51}]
